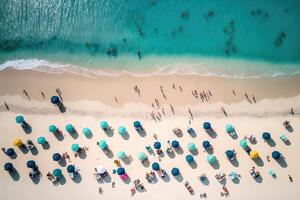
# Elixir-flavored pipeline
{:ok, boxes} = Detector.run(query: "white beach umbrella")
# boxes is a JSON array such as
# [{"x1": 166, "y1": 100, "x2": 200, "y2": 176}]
[{"x1": 96, "y1": 165, "x2": 106, "y2": 174}]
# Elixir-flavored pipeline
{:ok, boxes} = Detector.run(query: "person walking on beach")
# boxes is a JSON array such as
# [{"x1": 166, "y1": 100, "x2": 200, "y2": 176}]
[
  {"x1": 114, "y1": 96, "x2": 118, "y2": 103},
  {"x1": 288, "y1": 175, "x2": 293, "y2": 182},
  {"x1": 252, "y1": 94, "x2": 256, "y2": 103},
  {"x1": 221, "y1": 106, "x2": 228, "y2": 117},
  {"x1": 170, "y1": 104, "x2": 175, "y2": 115},
  {"x1": 290, "y1": 108, "x2": 294, "y2": 115},
  {"x1": 188, "y1": 107, "x2": 193, "y2": 120},
  {"x1": 23, "y1": 89, "x2": 30, "y2": 100},
  {"x1": 232, "y1": 89, "x2": 236, "y2": 96},
  {"x1": 4, "y1": 102, "x2": 9, "y2": 111},
  {"x1": 41, "y1": 92, "x2": 45, "y2": 99},
  {"x1": 172, "y1": 83, "x2": 176, "y2": 89},
  {"x1": 56, "y1": 88, "x2": 63, "y2": 101}
]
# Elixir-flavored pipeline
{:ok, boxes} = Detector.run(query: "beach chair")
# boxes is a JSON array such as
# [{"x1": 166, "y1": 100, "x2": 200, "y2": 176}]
[
  {"x1": 268, "y1": 169, "x2": 276, "y2": 178},
  {"x1": 279, "y1": 134, "x2": 288, "y2": 142},
  {"x1": 228, "y1": 171, "x2": 237, "y2": 180}
]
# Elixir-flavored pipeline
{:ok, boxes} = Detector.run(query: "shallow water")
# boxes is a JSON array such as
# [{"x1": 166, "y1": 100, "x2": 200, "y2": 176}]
[{"x1": 1, "y1": 0, "x2": 300, "y2": 76}]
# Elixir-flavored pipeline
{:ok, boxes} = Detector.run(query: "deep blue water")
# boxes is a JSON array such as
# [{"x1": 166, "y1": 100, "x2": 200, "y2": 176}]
[{"x1": 1, "y1": 0, "x2": 300, "y2": 76}]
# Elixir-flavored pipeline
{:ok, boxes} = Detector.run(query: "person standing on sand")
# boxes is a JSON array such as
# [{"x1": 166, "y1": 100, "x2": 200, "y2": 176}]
[
  {"x1": 41, "y1": 92, "x2": 45, "y2": 99},
  {"x1": 288, "y1": 175, "x2": 293, "y2": 182},
  {"x1": 56, "y1": 88, "x2": 63, "y2": 101},
  {"x1": 170, "y1": 104, "x2": 175, "y2": 114},
  {"x1": 179, "y1": 86, "x2": 183, "y2": 91},
  {"x1": 252, "y1": 94, "x2": 256, "y2": 103},
  {"x1": 172, "y1": 83, "x2": 176, "y2": 89},
  {"x1": 221, "y1": 106, "x2": 228, "y2": 117},
  {"x1": 290, "y1": 108, "x2": 294, "y2": 115},
  {"x1": 23, "y1": 89, "x2": 30, "y2": 100}
]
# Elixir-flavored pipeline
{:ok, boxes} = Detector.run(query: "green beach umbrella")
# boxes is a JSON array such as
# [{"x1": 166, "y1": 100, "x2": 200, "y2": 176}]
[
  {"x1": 225, "y1": 124, "x2": 234, "y2": 133},
  {"x1": 53, "y1": 168, "x2": 62, "y2": 177},
  {"x1": 188, "y1": 143, "x2": 196, "y2": 151},
  {"x1": 207, "y1": 155, "x2": 216, "y2": 164},
  {"x1": 37, "y1": 136, "x2": 46, "y2": 145},
  {"x1": 100, "y1": 121, "x2": 108, "y2": 129},
  {"x1": 65, "y1": 124, "x2": 74, "y2": 133},
  {"x1": 98, "y1": 140, "x2": 107, "y2": 150},
  {"x1": 138, "y1": 152, "x2": 146, "y2": 161},
  {"x1": 239, "y1": 139, "x2": 248, "y2": 149},
  {"x1": 117, "y1": 151, "x2": 126, "y2": 159},
  {"x1": 82, "y1": 128, "x2": 91, "y2": 137},
  {"x1": 15, "y1": 115, "x2": 24, "y2": 124},
  {"x1": 118, "y1": 126, "x2": 127, "y2": 135},
  {"x1": 48, "y1": 125, "x2": 57, "y2": 133},
  {"x1": 71, "y1": 144, "x2": 80, "y2": 152}
]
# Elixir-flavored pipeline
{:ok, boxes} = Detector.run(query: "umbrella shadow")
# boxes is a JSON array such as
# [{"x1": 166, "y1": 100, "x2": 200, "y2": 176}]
[
  {"x1": 175, "y1": 147, "x2": 184, "y2": 155},
  {"x1": 78, "y1": 151, "x2": 87, "y2": 159},
  {"x1": 190, "y1": 149, "x2": 199, "y2": 156},
  {"x1": 9, "y1": 168, "x2": 20, "y2": 181},
  {"x1": 85, "y1": 131, "x2": 93, "y2": 139},
  {"x1": 286, "y1": 125, "x2": 294, "y2": 133},
  {"x1": 121, "y1": 132, "x2": 130, "y2": 140},
  {"x1": 104, "y1": 149, "x2": 114, "y2": 159},
  {"x1": 70, "y1": 129, "x2": 79, "y2": 139},
  {"x1": 22, "y1": 122, "x2": 32, "y2": 134},
  {"x1": 58, "y1": 175, "x2": 66, "y2": 185},
  {"x1": 9, "y1": 152, "x2": 18, "y2": 159},
  {"x1": 230, "y1": 132, "x2": 238, "y2": 140},
  {"x1": 189, "y1": 161, "x2": 198, "y2": 169},
  {"x1": 211, "y1": 160, "x2": 220, "y2": 169},
  {"x1": 123, "y1": 176, "x2": 131, "y2": 184},
  {"x1": 32, "y1": 174, "x2": 41, "y2": 184},
  {"x1": 122, "y1": 157, "x2": 132, "y2": 165},
  {"x1": 188, "y1": 129, "x2": 197, "y2": 138},
  {"x1": 167, "y1": 151, "x2": 176, "y2": 159},
  {"x1": 254, "y1": 175, "x2": 263, "y2": 183},
  {"x1": 104, "y1": 129, "x2": 114, "y2": 137},
  {"x1": 58, "y1": 159, "x2": 67, "y2": 167},
  {"x1": 29, "y1": 146, "x2": 39, "y2": 156},
  {"x1": 137, "y1": 129, "x2": 147, "y2": 137},
  {"x1": 72, "y1": 173, "x2": 82, "y2": 183},
  {"x1": 232, "y1": 177, "x2": 240, "y2": 184},
  {"x1": 206, "y1": 148, "x2": 214, "y2": 155},
  {"x1": 283, "y1": 139, "x2": 291, "y2": 145},
  {"x1": 57, "y1": 101, "x2": 66, "y2": 113},
  {"x1": 174, "y1": 173, "x2": 183, "y2": 182},
  {"x1": 54, "y1": 131, "x2": 64, "y2": 141},
  {"x1": 42, "y1": 142, "x2": 51, "y2": 150},
  {"x1": 266, "y1": 139, "x2": 276, "y2": 147},
  {"x1": 175, "y1": 131, "x2": 183, "y2": 138},
  {"x1": 142, "y1": 159, "x2": 150, "y2": 168},
  {"x1": 253, "y1": 157, "x2": 264, "y2": 167},
  {"x1": 19, "y1": 145, "x2": 29, "y2": 154},
  {"x1": 103, "y1": 173, "x2": 112, "y2": 183},
  {"x1": 158, "y1": 151, "x2": 165, "y2": 158},
  {"x1": 276, "y1": 158, "x2": 288, "y2": 168},
  {"x1": 230, "y1": 158, "x2": 239, "y2": 167},
  {"x1": 206, "y1": 130, "x2": 217, "y2": 138}
]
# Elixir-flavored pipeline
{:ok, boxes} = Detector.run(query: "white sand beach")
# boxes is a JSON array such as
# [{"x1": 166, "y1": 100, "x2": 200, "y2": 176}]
[{"x1": 0, "y1": 69, "x2": 300, "y2": 200}]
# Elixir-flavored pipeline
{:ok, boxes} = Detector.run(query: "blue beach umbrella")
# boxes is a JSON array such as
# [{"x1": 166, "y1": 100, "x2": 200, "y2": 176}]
[
  {"x1": 4, "y1": 162, "x2": 13, "y2": 171},
  {"x1": 117, "y1": 167, "x2": 125, "y2": 175},
  {"x1": 67, "y1": 165, "x2": 75, "y2": 173},
  {"x1": 26, "y1": 160, "x2": 36, "y2": 168},
  {"x1": 225, "y1": 150, "x2": 234, "y2": 159},
  {"x1": 53, "y1": 168, "x2": 62, "y2": 177},
  {"x1": 262, "y1": 132, "x2": 271, "y2": 140},
  {"x1": 203, "y1": 122, "x2": 211, "y2": 129},
  {"x1": 202, "y1": 141, "x2": 210, "y2": 149},
  {"x1": 71, "y1": 144, "x2": 80, "y2": 152},
  {"x1": 171, "y1": 140, "x2": 179, "y2": 148},
  {"x1": 138, "y1": 152, "x2": 146, "y2": 161},
  {"x1": 117, "y1": 151, "x2": 126, "y2": 159},
  {"x1": 52, "y1": 153, "x2": 62, "y2": 161},
  {"x1": 82, "y1": 128, "x2": 91, "y2": 137},
  {"x1": 48, "y1": 125, "x2": 57, "y2": 133},
  {"x1": 186, "y1": 155, "x2": 194, "y2": 163},
  {"x1": 207, "y1": 155, "x2": 216, "y2": 164},
  {"x1": 100, "y1": 121, "x2": 108, "y2": 129},
  {"x1": 225, "y1": 124, "x2": 234, "y2": 133},
  {"x1": 51, "y1": 96, "x2": 60, "y2": 104},
  {"x1": 188, "y1": 143, "x2": 196, "y2": 151},
  {"x1": 153, "y1": 141, "x2": 161, "y2": 149},
  {"x1": 152, "y1": 162, "x2": 160, "y2": 171},
  {"x1": 37, "y1": 136, "x2": 46, "y2": 145},
  {"x1": 15, "y1": 115, "x2": 24, "y2": 124},
  {"x1": 6, "y1": 148, "x2": 15, "y2": 156},
  {"x1": 118, "y1": 126, "x2": 127, "y2": 135},
  {"x1": 171, "y1": 167, "x2": 180, "y2": 176},
  {"x1": 98, "y1": 140, "x2": 107, "y2": 150},
  {"x1": 272, "y1": 151, "x2": 281, "y2": 160},
  {"x1": 65, "y1": 124, "x2": 74, "y2": 133},
  {"x1": 133, "y1": 121, "x2": 141, "y2": 128}
]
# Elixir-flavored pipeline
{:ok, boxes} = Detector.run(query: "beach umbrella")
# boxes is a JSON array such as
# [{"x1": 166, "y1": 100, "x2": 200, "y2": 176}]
[
  {"x1": 48, "y1": 125, "x2": 57, "y2": 133},
  {"x1": 225, "y1": 124, "x2": 234, "y2": 133},
  {"x1": 186, "y1": 155, "x2": 194, "y2": 163},
  {"x1": 13, "y1": 138, "x2": 22, "y2": 147},
  {"x1": 225, "y1": 150, "x2": 234, "y2": 159},
  {"x1": 133, "y1": 121, "x2": 141, "y2": 128},
  {"x1": 67, "y1": 165, "x2": 75, "y2": 173},
  {"x1": 152, "y1": 162, "x2": 160, "y2": 171},
  {"x1": 15, "y1": 115, "x2": 24, "y2": 124},
  {"x1": 118, "y1": 126, "x2": 127, "y2": 135},
  {"x1": 250, "y1": 150, "x2": 259, "y2": 159},
  {"x1": 26, "y1": 160, "x2": 36, "y2": 168},
  {"x1": 171, "y1": 140, "x2": 179, "y2": 148},
  {"x1": 239, "y1": 139, "x2": 248, "y2": 149},
  {"x1": 272, "y1": 151, "x2": 281, "y2": 160},
  {"x1": 52, "y1": 153, "x2": 62, "y2": 161},
  {"x1": 37, "y1": 136, "x2": 46, "y2": 145},
  {"x1": 171, "y1": 167, "x2": 180, "y2": 176},
  {"x1": 71, "y1": 144, "x2": 80, "y2": 152},
  {"x1": 96, "y1": 165, "x2": 106, "y2": 174},
  {"x1": 153, "y1": 141, "x2": 161, "y2": 149},
  {"x1": 262, "y1": 132, "x2": 271, "y2": 140},
  {"x1": 98, "y1": 140, "x2": 107, "y2": 150},
  {"x1": 138, "y1": 152, "x2": 146, "y2": 161},
  {"x1": 82, "y1": 128, "x2": 91, "y2": 137},
  {"x1": 117, "y1": 167, "x2": 125, "y2": 175},
  {"x1": 202, "y1": 140, "x2": 210, "y2": 149},
  {"x1": 51, "y1": 96, "x2": 60, "y2": 104},
  {"x1": 65, "y1": 124, "x2": 74, "y2": 133},
  {"x1": 100, "y1": 121, "x2": 108, "y2": 129},
  {"x1": 203, "y1": 122, "x2": 211, "y2": 129},
  {"x1": 6, "y1": 148, "x2": 15, "y2": 156},
  {"x1": 4, "y1": 162, "x2": 13, "y2": 171},
  {"x1": 117, "y1": 151, "x2": 126, "y2": 159},
  {"x1": 53, "y1": 168, "x2": 62, "y2": 177},
  {"x1": 207, "y1": 155, "x2": 216, "y2": 164},
  {"x1": 188, "y1": 143, "x2": 196, "y2": 151}
]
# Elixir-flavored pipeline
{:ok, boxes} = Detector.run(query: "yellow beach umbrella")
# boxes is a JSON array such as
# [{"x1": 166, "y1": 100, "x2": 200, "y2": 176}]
[
  {"x1": 13, "y1": 138, "x2": 22, "y2": 147},
  {"x1": 250, "y1": 150, "x2": 259, "y2": 159}
]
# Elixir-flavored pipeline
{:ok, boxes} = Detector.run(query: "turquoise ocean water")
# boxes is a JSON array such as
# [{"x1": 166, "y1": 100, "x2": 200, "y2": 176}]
[{"x1": 1, "y1": 0, "x2": 300, "y2": 77}]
